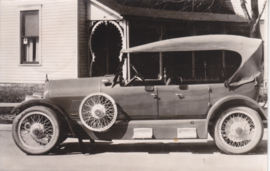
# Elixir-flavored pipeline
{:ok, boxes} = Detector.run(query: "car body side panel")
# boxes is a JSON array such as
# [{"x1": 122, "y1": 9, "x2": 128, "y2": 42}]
[
  {"x1": 210, "y1": 82, "x2": 259, "y2": 105},
  {"x1": 156, "y1": 85, "x2": 175, "y2": 117},
  {"x1": 175, "y1": 84, "x2": 209, "y2": 116},
  {"x1": 47, "y1": 77, "x2": 101, "y2": 117},
  {"x1": 76, "y1": 119, "x2": 207, "y2": 140},
  {"x1": 101, "y1": 77, "x2": 158, "y2": 118}
]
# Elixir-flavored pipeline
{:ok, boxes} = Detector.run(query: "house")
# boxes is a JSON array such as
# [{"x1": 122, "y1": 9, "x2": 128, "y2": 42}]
[{"x1": 0, "y1": 0, "x2": 267, "y2": 102}]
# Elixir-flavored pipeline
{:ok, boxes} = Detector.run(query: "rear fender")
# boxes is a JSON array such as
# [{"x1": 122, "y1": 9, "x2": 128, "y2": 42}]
[
  {"x1": 11, "y1": 99, "x2": 75, "y2": 136},
  {"x1": 206, "y1": 95, "x2": 267, "y2": 136}
]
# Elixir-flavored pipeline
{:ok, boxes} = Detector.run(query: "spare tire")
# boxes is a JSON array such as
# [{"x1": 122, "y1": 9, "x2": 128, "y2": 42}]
[{"x1": 79, "y1": 93, "x2": 117, "y2": 132}]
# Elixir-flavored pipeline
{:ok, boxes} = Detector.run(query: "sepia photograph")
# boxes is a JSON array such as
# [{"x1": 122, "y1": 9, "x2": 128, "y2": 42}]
[{"x1": 0, "y1": 0, "x2": 268, "y2": 170}]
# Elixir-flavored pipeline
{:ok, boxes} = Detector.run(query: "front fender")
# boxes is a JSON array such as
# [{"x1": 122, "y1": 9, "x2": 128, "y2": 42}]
[
  {"x1": 12, "y1": 98, "x2": 62, "y2": 115},
  {"x1": 206, "y1": 94, "x2": 267, "y2": 136},
  {"x1": 11, "y1": 98, "x2": 75, "y2": 136}
]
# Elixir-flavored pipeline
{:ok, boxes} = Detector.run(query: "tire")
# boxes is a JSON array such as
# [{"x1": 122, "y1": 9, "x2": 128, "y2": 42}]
[
  {"x1": 79, "y1": 93, "x2": 117, "y2": 132},
  {"x1": 12, "y1": 106, "x2": 60, "y2": 155},
  {"x1": 209, "y1": 125, "x2": 215, "y2": 139},
  {"x1": 214, "y1": 107, "x2": 263, "y2": 154}
]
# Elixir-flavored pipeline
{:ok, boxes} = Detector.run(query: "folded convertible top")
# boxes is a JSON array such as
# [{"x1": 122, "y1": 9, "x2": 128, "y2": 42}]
[{"x1": 121, "y1": 35, "x2": 263, "y2": 87}]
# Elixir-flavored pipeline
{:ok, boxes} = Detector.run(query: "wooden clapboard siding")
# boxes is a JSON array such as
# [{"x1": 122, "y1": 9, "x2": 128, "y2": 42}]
[
  {"x1": 78, "y1": 0, "x2": 89, "y2": 78},
  {"x1": 0, "y1": 0, "x2": 78, "y2": 84}
]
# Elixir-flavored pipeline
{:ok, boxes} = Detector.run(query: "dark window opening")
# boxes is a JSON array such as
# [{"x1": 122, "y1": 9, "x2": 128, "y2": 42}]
[
  {"x1": 20, "y1": 11, "x2": 39, "y2": 64},
  {"x1": 163, "y1": 29, "x2": 190, "y2": 40},
  {"x1": 224, "y1": 50, "x2": 242, "y2": 80},
  {"x1": 163, "y1": 52, "x2": 193, "y2": 79},
  {"x1": 130, "y1": 27, "x2": 160, "y2": 79},
  {"x1": 129, "y1": 50, "x2": 242, "y2": 85},
  {"x1": 131, "y1": 53, "x2": 160, "y2": 79},
  {"x1": 195, "y1": 50, "x2": 223, "y2": 81},
  {"x1": 163, "y1": 50, "x2": 241, "y2": 84}
]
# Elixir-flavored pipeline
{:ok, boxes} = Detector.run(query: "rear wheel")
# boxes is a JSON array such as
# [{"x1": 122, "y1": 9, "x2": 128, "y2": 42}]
[
  {"x1": 12, "y1": 106, "x2": 60, "y2": 155},
  {"x1": 214, "y1": 107, "x2": 263, "y2": 154}
]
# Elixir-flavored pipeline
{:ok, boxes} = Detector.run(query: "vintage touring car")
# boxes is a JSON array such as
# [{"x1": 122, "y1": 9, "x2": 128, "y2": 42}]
[{"x1": 12, "y1": 35, "x2": 267, "y2": 155}]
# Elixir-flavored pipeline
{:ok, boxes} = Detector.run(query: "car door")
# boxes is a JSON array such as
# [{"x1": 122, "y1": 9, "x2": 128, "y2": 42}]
[
  {"x1": 122, "y1": 85, "x2": 158, "y2": 117},
  {"x1": 174, "y1": 84, "x2": 209, "y2": 117},
  {"x1": 156, "y1": 85, "x2": 176, "y2": 118},
  {"x1": 102, "y1": 82, "x2": 158, "y2": 118}
]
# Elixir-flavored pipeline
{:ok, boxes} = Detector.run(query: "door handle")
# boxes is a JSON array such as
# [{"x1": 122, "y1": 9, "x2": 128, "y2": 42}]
[
  {"x1": 175, "y1": 93, "x2": 185, "y2": 99},
  {"x1": 150, "y1": 94, "x2": 158, "y2": 99}
]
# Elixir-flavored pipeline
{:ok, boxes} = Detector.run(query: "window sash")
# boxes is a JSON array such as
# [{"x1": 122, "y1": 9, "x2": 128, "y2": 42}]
[
  {"x1": 21, "y1": 11, "x2": 39, "y2": 37},
  {"x1": 20, "y1": 10, "x2": 40, "y2": 64}
]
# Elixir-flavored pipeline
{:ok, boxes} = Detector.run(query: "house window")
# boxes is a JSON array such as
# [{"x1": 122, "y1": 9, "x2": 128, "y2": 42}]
[{"x1": 20, "y1": 10, "x2": 39, "y2": 64}]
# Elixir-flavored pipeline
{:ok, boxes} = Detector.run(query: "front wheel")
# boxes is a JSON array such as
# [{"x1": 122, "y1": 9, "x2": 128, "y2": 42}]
[
  {"x1": 12, "y1": 106, "x2": 60, "y2": 155},
  {"x1": 214, "y1": 107, "x2": 263, "y2": 154}
]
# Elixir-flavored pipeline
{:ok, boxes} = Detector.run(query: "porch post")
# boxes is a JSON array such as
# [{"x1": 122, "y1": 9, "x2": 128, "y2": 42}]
[
  {"x1": 122, "y1": 19, "x2": 130, "y2": 81},
  {"x1": 191, "y1": 27, "x2": 196, "y2": 78},
  {"x1": 126, "y1": 20, "x2": 130, "y2": 80},
  {"x1": 222, "y1": 25, "x2": 227, "y2": 77},
  {"x1": 159, "y1": 25, "x2": 163, "y2": 80},
  {"x1": 106, "y1": 22, "x2": 109, "y2": 74}
]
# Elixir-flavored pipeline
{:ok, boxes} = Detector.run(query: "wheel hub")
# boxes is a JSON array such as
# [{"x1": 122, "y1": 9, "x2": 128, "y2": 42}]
[
  {"x1": 91, "y1": 104, "x2": 106, "y2": 119},
  {"x1": 226, "y1": 119, "x2": 250, "y2": 142},
  {"x1": 235, "y1": 127, "x2": 243, "y2": 134},
  {"x1": 30, "y1": 123, "x2": 45, "y2": 139}
]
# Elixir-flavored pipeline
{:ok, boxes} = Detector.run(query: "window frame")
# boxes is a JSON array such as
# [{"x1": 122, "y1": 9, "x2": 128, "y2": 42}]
[{"x1": 18, "y1": 5, "x2": 42, "y2": 66}]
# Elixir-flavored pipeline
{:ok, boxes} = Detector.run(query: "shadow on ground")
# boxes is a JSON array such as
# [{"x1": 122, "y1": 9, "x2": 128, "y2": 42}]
[{"x1": 49, "y1": 140, "x2": 267, "y2": 156}]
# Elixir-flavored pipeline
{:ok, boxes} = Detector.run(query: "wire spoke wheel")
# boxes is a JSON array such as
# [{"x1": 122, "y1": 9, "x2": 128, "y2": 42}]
[
  {"x1": 79, "y1": 93, "x2": 117, "y2": 132},
  {"x1": 12, "y1": 106, "x2": 60, "y2": 155},
  {"x1": 18, "y1": 112, "x2": 55, "y2": 149},
  {"x1": 220, "y1": 113, "x2": 255, "y2": 147},
  {"x1": 214, "y1": 107, "x2": 263, "y2": 154}
]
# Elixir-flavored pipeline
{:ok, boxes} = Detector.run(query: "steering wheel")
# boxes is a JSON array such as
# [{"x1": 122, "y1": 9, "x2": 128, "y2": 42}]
[{"x1": 131, "y1": 65, "x2": 147, "y2": 85}]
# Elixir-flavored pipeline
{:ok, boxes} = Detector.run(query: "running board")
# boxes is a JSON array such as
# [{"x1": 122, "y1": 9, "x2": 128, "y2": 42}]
[{"x1": 79, "y1": 119, "x2": 207, "y2": 140}]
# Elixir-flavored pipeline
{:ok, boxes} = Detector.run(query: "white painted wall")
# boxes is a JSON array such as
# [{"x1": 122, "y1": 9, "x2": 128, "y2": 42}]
[
  {"x1": 0, "y1": 0, "x2": 78, "y2": 84},
  {"x1": 87, "y1": 0, "x2": 122, "y2": 21}
]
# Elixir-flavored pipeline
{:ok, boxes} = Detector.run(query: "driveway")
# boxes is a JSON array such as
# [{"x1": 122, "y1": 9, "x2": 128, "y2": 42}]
[{"x1": 0, "y1": 129, "x2": 267, "y2": 171}]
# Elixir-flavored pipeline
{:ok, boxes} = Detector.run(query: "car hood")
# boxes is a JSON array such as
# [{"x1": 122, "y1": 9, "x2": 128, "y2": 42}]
[{"x1": 46, "y1": 77, "x2": 102, "y2": 98}]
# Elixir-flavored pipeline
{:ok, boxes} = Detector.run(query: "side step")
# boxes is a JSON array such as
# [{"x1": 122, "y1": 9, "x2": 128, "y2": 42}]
[
  {"x1": 177, "y1": 128, "x2": 197, "y2": 138},
  {"x1": 133, "y1": 128, "x2": 153, "y2": 139},
  {"x1": 132, "y1": 128, "x2": 197, "y2": 139}
]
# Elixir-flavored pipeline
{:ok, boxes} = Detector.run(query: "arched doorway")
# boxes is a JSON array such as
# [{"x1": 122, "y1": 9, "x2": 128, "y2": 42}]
[{"x1": 89, "y1": 21, "x2": 123, "y2": 77}]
